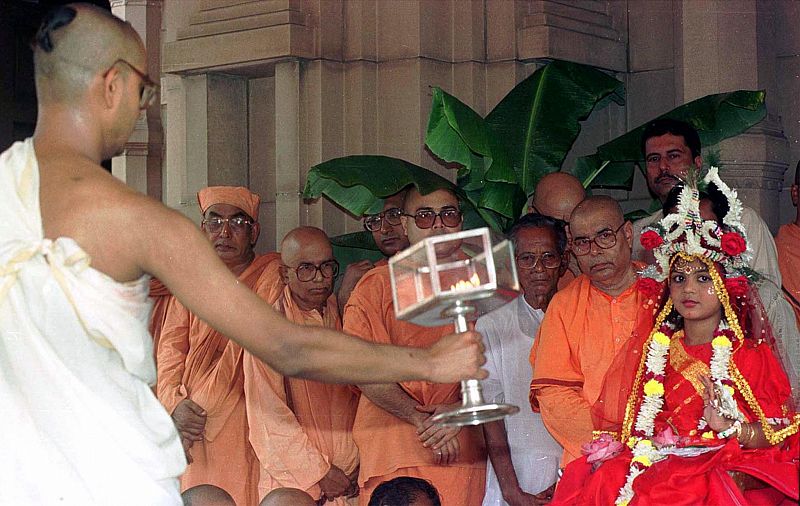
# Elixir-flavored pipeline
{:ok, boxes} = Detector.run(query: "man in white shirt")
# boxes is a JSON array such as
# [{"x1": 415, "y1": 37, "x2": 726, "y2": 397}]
[{"x1": 478, "y1": 213, "x2": 565, "y2": 505}]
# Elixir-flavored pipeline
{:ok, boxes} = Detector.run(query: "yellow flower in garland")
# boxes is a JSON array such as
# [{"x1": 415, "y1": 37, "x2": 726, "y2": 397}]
[
  {"x1": 644, "y1": 379, "x2": 665, "y2": 396},
  {"x1": 724, "y1": 384, "x2": 735, "y2": 397},
  {"x1": 702, "y1": 431, "x2": 715, "y2": 439},
  {"x1": 712, "y1": 334, "x2": 732, "y2": 348},
  {"x1": 653, "y1": 331, "x2": 670, "y2": 346},
  {"x1": 632, "y1": 455, "x2": 652, "y2": 467}
]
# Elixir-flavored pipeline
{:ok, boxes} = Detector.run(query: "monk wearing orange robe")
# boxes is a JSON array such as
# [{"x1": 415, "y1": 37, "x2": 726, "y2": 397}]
[
  {"x1": 148, "y1": 277, "x2": 172, "y2": 363},
  {"x1": 245, "y1": 227, "x2": 359, "y2": 504},
  {"x1": 157, "y1": 186, "x2": 281, "y2": 506},
  {"x1": 776, "y1": 162, "x2": 800, "y2": 327},
  {"x1": 337, "y1": 190, "x2": 411, "y2": 314},
  {"x1": 530, "y1": 196, "x2": 653, "y2": 465},
  {"x1": 344, "y1": 187, "x2": 487, "y2": 505}
]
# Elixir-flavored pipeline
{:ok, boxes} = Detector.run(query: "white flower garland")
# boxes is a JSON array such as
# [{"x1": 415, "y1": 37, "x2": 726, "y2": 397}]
[{"x1": 614, "y1": 321, "x2": 739, "y2": 506}]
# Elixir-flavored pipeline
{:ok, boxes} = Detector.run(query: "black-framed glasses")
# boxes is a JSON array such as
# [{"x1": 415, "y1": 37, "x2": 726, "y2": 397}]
[
  {"x1": 571, "y1": 223, "x2": 625, "y2": 256},
  {"x1": 202, "y1": 216, "x2": 252, "y2": 234},
  {"x1": 287, "y1": 260, "x2": 340, "y2": 282},
  {"x1": 106, "y1": 58, "x2": 158, "y2": 110},
  {"x1": 405, "y1": 208, "x2": 463, "y2": 229},
  {"x1": 363, "y1": 207, "x2": 403, "y2": 232},
  {"x1": 516, "y1": 252, "x2": 562, "y2": 270}
]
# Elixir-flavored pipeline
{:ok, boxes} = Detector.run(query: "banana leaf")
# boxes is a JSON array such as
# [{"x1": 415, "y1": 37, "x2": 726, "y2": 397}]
[
  {"x1": 577, "y1": 90, "x2": 767, "y2": 189},
  {"x1": 485, "y1": 59, "x2": 625, "y2": 196},
  {"x1": 303, "y1": 155, "x2": 463, "y2": 216}
]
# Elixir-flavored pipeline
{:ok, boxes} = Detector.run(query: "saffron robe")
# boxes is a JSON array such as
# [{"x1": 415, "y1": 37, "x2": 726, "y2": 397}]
[
  {"x1": 245, "y1": 285, "x2": 359, "y2": 504},
  {"x1": 343, "y1": 265, "x2": 487, "y2": 505},
  {"x1": 149, "y1": 277, "x2": 172, "y2": 365},
  {"x1": 551, "y1": 338, "x2": 800, "y2": 505},
  {"x1": 0, "y1": 138, "x2": 185, "y2": 504},
  {"x1": 776, "y1": 223, "x2": 800, "y2": 328},
  {"x1": 530, "y1": 271, "x2": 650, "y2": 465},
  {"x1": 156, "y1": 253, "x2": 281, "y2": 506}
]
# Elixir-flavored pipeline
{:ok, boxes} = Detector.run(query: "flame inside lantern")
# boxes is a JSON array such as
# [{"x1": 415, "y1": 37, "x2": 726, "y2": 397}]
[{"x1": 450, "y1": 273, "x2": 481, "y2": 291}]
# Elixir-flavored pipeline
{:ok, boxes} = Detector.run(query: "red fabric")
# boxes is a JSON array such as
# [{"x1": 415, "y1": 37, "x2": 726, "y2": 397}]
[{"x1": 551, "y1": 339, "x2": 800, "y2": 505}]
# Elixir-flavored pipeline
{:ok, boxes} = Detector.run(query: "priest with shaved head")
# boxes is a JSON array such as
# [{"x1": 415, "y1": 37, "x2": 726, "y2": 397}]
[
  {"x1": 245, "y1": 227, "x2": 359, "y2": 505},
  {"x1": 529, "y1": 196, "x2": 651, "y2": 465}
]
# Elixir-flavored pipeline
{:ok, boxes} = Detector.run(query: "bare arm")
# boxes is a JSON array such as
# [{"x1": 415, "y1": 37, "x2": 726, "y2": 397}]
[
  {"x1": 358, "y1": 383, "x2": 426, "y2": 427},
  {"x1": 134, "y1": 202, "x2": 486, "y2": 385}
]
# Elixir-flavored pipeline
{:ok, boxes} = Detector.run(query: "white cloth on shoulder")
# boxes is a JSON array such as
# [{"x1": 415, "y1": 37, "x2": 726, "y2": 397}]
[{"x1": 0, "y1": 139, "x2": 185, "y2": 505}]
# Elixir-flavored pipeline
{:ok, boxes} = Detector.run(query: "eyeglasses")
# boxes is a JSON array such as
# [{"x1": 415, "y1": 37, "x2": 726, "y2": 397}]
[
  {"x1": 106, "y1": 58, "x2": 158, "y2": 110},
  {"x1": 405, "y1": 208, "x2": 463, "y2": 229},
  {"x1": 202, "y1": 216, "x2": 252, "y2": 234},
  {"x1": 363, "y1": 208, "x2": 403, "y2": 232},
  {"x1": 516, "y1": 252, "x2": 562, "y2": 270},
  {"x1": 287, "y1": 260, "x2": 340, "y2": 282},
  {"x1": 571, "y1": 223, "x2": 625, "y2": 256}
]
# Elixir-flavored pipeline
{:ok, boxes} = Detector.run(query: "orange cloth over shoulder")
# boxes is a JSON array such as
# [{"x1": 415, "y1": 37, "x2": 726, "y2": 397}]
[
  {"x1": 776, "y1": 223, "x2": 800, "y2": 328},
  {"x1": 244, "y1": 285, "x2": 358, "y2": 504},
  {"x1": 156, "y1": 252, "x2": 282, "y2": 506},
  {"x1": 529, "y1": 268, "x2": 650, "y2": 465},
  {"x1": 343, "y1": 265, "x2": 486, "y2": 505},
  {"x1": 148, "y1": 277, "x2": 172, "y2": 366}
]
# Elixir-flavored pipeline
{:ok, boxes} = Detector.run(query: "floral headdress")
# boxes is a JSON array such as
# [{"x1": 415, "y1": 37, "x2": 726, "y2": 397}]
[{"x1": 638, "y1": 166, "x2": 752, "y2": 286}]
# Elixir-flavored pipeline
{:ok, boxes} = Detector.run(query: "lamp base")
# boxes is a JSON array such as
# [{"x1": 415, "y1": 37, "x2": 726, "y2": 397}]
[{"x1": 431, "y1": 402, "x2": 519, "y2": 427}]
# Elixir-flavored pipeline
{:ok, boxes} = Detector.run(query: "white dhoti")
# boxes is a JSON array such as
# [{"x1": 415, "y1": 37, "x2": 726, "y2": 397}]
[{"x1": 0, "y1": 139, "x2": 185, "y2": 505}]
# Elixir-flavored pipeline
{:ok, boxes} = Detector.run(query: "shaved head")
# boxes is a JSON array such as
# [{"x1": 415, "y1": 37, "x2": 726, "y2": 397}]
[
  {"x1": 280, "y1": 227, "x2": 336, "y2": 312},
  {"x1": 281, "y1": 226, "x2": 332, "y2": 266},
  {"x1": 182, "y1": 485, "x2": 236, "y2": 506},
  {"x1": 34, "y1": 3, "x2": 144, "y2": 103},
  {"x1": 570, "y1": 195, "x2": 624, "y2": 225},
  {"x1": 531, "y1": 172, "x2": 586, "y2": 222},
  {"x1": 260, "y1": 487, "x2": 317, "y2": 506}
]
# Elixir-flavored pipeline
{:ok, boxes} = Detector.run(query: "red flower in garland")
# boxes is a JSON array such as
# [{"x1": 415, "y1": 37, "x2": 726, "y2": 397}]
[
  {"x1": 640, "y1": 230, "x2": 664, "y2": 250},
  {"x1": 720, "y1": 232, "x2": 746, "y2": 256},
  {"x1": 725, "y1": 276, "x2": 749, "y2": 297},
  {"x1": 637, "y1": 277, "x2": 664, "y2": 299}
]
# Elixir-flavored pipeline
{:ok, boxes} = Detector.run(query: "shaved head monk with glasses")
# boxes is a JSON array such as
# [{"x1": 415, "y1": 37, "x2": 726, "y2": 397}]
[
  {"x1": 530, "y1": 196, "x2": 650, "y2": 465},
  {"x1": 343, "y1": 187, "x2": 488, "y2": 505},
  {"x1": 245, "y1": 227, "x2": 360, "y2": 504},
  {"x1": 0, "y1": 4, "x2": 486, "y2": 504}
]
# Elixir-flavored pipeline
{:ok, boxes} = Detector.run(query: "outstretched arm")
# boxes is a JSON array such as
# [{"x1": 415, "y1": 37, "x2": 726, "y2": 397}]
[{"x1": 134, "y1": 202, "x2": 485, "y2": 385}]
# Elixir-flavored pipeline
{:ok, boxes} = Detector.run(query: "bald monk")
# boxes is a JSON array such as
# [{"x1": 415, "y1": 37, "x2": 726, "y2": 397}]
[
  {"x1": 260, "y1": 488, "x2": 317, "y2": 506},
  {"x1": 2, "y1": 4, "x2": 485, "y2": 504},
  {"x1": 182, "y1": 485, "x2": 236, "y2": 506},
  {"x1": 530, "y1": 196, "x2": 650, "y2": 465},
  {"x1": 245, "y1": 227, "x2": 359, "y2": 504},
  {"x1": 337, "y1": 190, "x2": 411, "y2": 313},
  {"x1": 344, "y1": 187, "x2": 487, "y2": 505},
  {"x1": 530, "y1": 172, "x2": 585, "y2": 288},
  {"x1": 157, "y1": 186, "x2": 281, "y2": 505},
  {"x1": 529, "y1": 172, "x2": 586, "y2": 223}
]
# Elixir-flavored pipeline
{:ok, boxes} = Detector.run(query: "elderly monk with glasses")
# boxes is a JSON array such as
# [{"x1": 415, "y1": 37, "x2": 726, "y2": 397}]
[
  {"x1": 157, "y1": 186, "x2": 283, "y2": 506},
  {"x1": 245, "y1": 227, "x2": 360, "y2": 505},
  {"x1": 343, "y1": 187, "x2": 488, "y2": 505},
  {"x1": 337, "y1": 190, "x2": 411, "y2": 315},
  {"x1": 530, "y1": 196, "x2": 649, "y2": 466}
]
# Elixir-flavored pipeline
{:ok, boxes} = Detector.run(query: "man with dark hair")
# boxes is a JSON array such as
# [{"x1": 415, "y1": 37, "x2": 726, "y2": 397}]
[
  {"x1": 368, "y1": 477, "x2": 441, "y2": 506},
  {"x1": 479, "y1": 213, "x2": 564, "y2": 505},
  {"x1": 0, "y1": 4, "x2": 486, "y2": 504},
  {"x1": 633, "y1": 118, "x2": 781, "y2": 287},
  {"x1": 337, "y1": 190, "x2": 411, "y2": 314},
  {"x1": 345, "y1": 187, "x2": 487, "y2": 504}
]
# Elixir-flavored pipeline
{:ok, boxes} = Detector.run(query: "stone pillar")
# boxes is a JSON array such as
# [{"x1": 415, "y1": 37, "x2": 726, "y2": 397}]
[
  {"x1": 676, "y1": 0, "x2": 789, "y2": 232},
  {"x1": 110, "y1": 0, "x2": 164, "y2": 199},
  {"x1": 275, "y1": 60, "x2": 302, "y2": 242}
]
